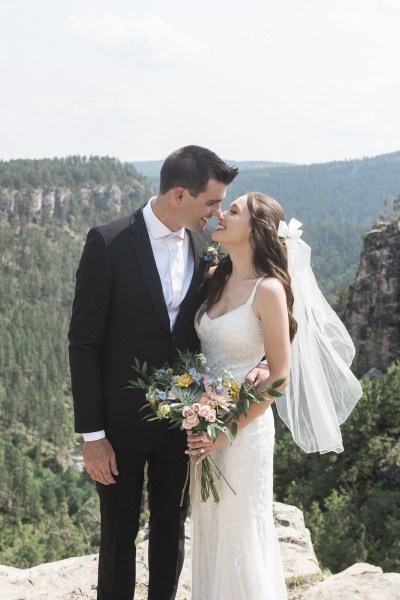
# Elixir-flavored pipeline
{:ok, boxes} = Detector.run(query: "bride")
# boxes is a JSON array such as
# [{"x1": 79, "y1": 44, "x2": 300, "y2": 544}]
[{"x1": 186, "y1": 191, "x2": 362, "y2": 600}]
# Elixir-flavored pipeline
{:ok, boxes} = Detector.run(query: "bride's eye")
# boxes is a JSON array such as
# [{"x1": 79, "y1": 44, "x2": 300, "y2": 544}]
[{"x1": 230, "y1": 209, "x2": 236, "y2": 214}]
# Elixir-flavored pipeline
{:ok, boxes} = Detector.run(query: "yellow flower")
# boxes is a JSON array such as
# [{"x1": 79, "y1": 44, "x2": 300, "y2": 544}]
[
  {"x1": 229, "y1": 380, "x2": 240, "y2": 402},
  {"x1": 149, "y1": 395, "x2": 157, "y2": 403},
  {"x1": 158, "y1": 403, "x2": 170, "y2": 416},
  {"x1": 176, "y1": 373, "x2": 194, "y2": 388}
]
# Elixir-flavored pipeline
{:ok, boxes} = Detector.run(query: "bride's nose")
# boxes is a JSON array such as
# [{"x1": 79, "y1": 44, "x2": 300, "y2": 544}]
[{"x1": 219, "y1": 212, "x2": 226, "y2": 222}]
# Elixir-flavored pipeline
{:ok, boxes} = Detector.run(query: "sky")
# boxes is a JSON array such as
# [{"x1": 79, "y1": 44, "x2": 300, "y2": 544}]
[{"x1": 0, "y1": 0, "x2": 399, "y2": 165}]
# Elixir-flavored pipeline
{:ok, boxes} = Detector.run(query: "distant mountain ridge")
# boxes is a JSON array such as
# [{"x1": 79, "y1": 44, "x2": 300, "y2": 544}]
[
  {"x1": 132, "y1": 151, "x2": 400, "y2": 299},
  {"x1": 131, "y1": 159, "x2": 292, "y2": 178}
]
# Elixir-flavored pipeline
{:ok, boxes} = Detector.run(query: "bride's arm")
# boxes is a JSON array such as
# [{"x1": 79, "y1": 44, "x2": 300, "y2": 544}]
[{"x1": 187, "y1": 277, "x2": 291, "y2": 462}]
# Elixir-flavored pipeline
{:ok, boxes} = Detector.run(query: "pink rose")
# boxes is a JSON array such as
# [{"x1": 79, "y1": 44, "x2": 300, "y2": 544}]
[
  {"x1": 183, "y1": 414, "x2": 199, "y2": 429},
  {"x1": 167, "y1": 391, "x2": 177, "y2": 400},
  {"x1": 213, "y1": 258, "x2": 219, "y2": 265},
  {"x1": 182, "y1": 406, "x2": 195, "y2": 419},
  {"x1": 206, "y1": 409, "x2": 216, "y2": 423},
  {"x1": 199, "y1": 405, "x2": 211, "y2": 418},
  {"x1": 193, "y1": 403, "x2": 202, "y2": 413},
  {"x1": 200, "y1": 374, "x2": 210, "y2": 384}
]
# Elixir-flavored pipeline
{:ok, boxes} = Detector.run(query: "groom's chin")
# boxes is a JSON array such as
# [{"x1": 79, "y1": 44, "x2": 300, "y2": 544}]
[{"x1": 193, "y1": 220, "x2": 207, "y2": 233}]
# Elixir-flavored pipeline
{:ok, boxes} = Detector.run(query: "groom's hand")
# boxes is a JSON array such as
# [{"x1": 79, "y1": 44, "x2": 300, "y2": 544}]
[
  {"x1": 83, "y1": 438, "x2": 119, "y2": 485},
  {"x1": 245, "y1": 364, "x2": 270, "y2": 394}
]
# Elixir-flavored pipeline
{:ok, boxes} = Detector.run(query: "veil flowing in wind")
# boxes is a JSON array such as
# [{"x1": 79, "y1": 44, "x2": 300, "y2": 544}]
[{"x1": 275, "y1": 218, "x2": 363, "y2": 454}]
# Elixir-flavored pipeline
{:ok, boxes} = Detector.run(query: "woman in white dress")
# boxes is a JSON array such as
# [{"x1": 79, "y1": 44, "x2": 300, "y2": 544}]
[
  {"x1": 188, "y1": 192, "x2": 293, "y2": 600},
  {"x1": 187, "y1": 191, "x2": 362, "y2": 599}
]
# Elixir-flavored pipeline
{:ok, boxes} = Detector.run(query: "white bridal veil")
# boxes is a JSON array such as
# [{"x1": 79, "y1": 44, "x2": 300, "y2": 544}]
[{"x1": 275, "y1": 219, "x2": 363, "y2": 454}]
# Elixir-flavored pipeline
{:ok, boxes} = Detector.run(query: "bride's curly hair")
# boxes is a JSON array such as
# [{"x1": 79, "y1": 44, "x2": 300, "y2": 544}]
[{"x1": 197, "y1": 192, "x2": 298, "y2": 343}]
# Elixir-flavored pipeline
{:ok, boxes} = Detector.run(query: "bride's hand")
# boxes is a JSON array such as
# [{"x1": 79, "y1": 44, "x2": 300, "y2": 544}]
[
  {"x1": 245, "y1": 363, "x2": 270, "y2": 396},
  {"x1": 186, "y1": 431, "x2": 228, "y2": 464}
]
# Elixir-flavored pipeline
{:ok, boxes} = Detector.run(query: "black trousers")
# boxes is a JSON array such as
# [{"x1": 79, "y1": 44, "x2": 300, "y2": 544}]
[{"x1": 96, "y1": 428, "x2": 190, "y2": 600}]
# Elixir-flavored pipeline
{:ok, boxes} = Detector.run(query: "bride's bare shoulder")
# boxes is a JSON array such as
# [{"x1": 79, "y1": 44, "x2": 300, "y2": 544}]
[{"x1": 256, "y1": 277, "x2": 286, "y2": 303}]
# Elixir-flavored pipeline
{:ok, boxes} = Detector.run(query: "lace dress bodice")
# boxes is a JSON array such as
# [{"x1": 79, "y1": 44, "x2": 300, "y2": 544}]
[{"x1": 195, "y1": 277, "x2": 266, "y2": 384}]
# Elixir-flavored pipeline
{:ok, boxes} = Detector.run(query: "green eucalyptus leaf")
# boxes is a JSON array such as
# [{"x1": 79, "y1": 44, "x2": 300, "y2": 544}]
[
  {"x1": 272, "y1": 378, "x2": 286, "y2": 389},
  {"x1": 268, "y1": 389, "x2": 285, "y2": 397},
  {"x1": 224, "y1": 426, "x2": 232, "y2": 444},
  {"x1": 207, "y1": 425, "x2": 217, "y2": 442},
  {"x1": 231, "y1": 420, "x2": 237, "y2": 437}
]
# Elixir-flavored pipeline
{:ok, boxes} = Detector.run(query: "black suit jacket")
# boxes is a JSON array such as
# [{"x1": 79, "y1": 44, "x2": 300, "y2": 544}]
[{"x1": 68, "y1": 204, "x2": 214, "y2": 451}]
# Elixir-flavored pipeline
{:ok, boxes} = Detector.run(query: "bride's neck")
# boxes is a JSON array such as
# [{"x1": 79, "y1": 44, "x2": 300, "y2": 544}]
[{"x1": 227, "y1": 245, "x2": 256, "y2": 281}]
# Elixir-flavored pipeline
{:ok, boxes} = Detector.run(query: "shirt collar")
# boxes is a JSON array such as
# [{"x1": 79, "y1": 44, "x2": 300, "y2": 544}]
[{"x1": 143, "y1": 198, "x2": 185, "y2": 240}]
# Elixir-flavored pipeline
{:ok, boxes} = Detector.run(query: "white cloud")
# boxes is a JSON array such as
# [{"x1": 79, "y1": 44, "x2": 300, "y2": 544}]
[
  {"x1": 35, "y1": 86, "x2": 154, "y2": 120},
  {"x1": 66, "y1": 14, "x2": 210, "y2": 65},
  {"x1": 375, "y1": 0, "x2": 400, "y2": 13},
  {"x1": 330, "y1": 10, "x2": 372, "y2": 25}
]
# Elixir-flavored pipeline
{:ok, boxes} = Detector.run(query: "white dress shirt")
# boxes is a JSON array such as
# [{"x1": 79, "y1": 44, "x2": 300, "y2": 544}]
[{"x1": 82, "y1": 198, "x2": 194, "y2": 442}]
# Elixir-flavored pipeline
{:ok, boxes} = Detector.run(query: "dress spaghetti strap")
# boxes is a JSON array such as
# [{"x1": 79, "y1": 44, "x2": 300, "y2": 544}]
[{"x1": 246, "y1": 276, "x2": 266, "y2": 305}]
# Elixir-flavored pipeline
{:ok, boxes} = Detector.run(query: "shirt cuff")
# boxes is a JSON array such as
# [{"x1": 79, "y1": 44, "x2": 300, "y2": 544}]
[
  {"x1": 259, "y1": 359, "x2": 268, "y2": 365},
  {"x1": 82, "y1": 430, "x2": 106, "y2": 442}
]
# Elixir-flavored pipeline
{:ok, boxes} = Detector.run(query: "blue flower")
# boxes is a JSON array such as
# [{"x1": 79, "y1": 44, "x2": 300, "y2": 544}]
[
  {"x1": 204, "y1": 253, "x2": 212, "y2": 261},
  {"x1": 216, "y1": 385, "x2": 224, "y2": 394},
  {"x1": 189, "y1": 368, "x2": 197, "y2": 375},
  {"x1": 180, "y1": 426, "x2": 184, "y2": 431},
  {"x1": 159, "y1": 391, "x2": 167, "y2": 401}
]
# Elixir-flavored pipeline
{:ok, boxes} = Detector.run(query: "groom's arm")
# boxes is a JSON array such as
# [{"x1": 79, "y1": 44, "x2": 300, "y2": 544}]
[
  {"x1": 68, "y1": 227, "x2": 112, "y2": 435},
  {"x1": 69, "y1": 228, "x2": 119, "y2": 485}
]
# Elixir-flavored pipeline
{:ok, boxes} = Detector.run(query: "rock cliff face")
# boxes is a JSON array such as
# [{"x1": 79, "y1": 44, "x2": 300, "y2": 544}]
[
  {"x1": 1, "y1": 182, "x2": 146, "y2": 220},
  {"x1": 345, "y1": 221, "x2": 400, "y2": 373},
  {"x1": 0, "y1": 502, "x2": 318, "y2": 600}
]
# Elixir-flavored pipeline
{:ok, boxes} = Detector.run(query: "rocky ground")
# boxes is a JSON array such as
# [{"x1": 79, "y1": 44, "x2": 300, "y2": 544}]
[{"x1": 1, "y1": 502, "x2": 399, "y2": 600}]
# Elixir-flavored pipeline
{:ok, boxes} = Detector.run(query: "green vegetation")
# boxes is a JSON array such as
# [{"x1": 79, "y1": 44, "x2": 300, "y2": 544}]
[
  {"x1": 139, "y1": 151, "x2": 400, "y2": 301},
  {"x1": 1, "y1": 155, "x2": 399, "y2": 575},
  {"x1": 0, "y1": 157, "x2": 152, "y2": 567},
  {"x1": 274, "y1": 361, "x2": 400, "y2": 574}
]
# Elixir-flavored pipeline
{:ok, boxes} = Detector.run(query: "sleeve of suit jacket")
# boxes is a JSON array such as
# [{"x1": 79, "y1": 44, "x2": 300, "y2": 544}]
[{"x1": 68, "y1": 227, "x2": 113, "y2": 433}]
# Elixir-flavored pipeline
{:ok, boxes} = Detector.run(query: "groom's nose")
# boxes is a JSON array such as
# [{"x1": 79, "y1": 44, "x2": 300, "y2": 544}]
[{"x1": 210, "y1": 203, "x2": 222, "y2": 218}]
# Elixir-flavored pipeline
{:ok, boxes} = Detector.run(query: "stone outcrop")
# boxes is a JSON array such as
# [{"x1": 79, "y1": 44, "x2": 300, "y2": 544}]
[
  {"x1": 345, "y1": 221, "x2": 400, "y2": 372},
  {"x1": 1, "y1": 182, "x2": 144, "y2": 219},
  {"x1": 273, "y1": 502, "x2": 320, "y2": 578},
  {"x1": 0, "y1": 502, "x2": 318, "y2": 599},
  {"x1": 302, "y1": 563, "x2": 400, "y2": 599},
  {"x1": 1, "y1": 503, "x2": 398, "y2": 599}
]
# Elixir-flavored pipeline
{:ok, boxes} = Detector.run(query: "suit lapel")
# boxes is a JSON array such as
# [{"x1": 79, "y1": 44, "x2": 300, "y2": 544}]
[
  {"x1": 129, "y1": 206, "x2": 171, "y2": 333},
  {"x1": 173, "y1": 229, "x2": 208, "y2": 332}
]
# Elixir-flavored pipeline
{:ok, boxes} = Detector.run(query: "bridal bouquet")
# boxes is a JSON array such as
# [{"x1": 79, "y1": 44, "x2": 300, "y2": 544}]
[{"x1": 126, "y1": 350, "x2": 284, "y2": 505}]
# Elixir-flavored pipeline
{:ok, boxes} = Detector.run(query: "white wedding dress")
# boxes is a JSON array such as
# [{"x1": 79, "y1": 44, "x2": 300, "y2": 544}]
[{"x1": 192, "y1": 278, "x2": 287, "y2": 600}]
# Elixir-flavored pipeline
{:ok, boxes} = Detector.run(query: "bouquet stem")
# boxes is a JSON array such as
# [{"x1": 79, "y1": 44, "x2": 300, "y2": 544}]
[{"x1": 183, "y1": 455, "x2": 236, "y2": 506}]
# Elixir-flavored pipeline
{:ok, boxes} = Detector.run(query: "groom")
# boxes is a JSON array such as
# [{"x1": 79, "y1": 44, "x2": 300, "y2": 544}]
[{"x1": 69, "y1": 145, "x2": 268, "y2": 600}]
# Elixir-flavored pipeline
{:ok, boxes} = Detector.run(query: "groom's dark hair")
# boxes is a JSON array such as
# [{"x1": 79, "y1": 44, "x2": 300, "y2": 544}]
[{"x1": 159, "y1": 145, "x2": 238, "y2": 197}]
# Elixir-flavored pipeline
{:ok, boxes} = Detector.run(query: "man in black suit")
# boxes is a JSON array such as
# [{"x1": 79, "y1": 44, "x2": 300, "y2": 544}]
[{"x1": 68, "y1": 146, "x2": 268, "y2": 600}]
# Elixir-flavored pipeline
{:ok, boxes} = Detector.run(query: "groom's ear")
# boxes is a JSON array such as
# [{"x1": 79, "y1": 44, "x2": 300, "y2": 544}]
[{"x1": 172, "y1": 187, "x2": 189, "y2": 204}]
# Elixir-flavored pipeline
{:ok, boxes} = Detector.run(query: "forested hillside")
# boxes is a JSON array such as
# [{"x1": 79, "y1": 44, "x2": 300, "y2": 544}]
[
  {"x1": 0, "y1": 157, "x2": 152, "y2": 566},
  {"x1": 142, "y1": 151, "x2": 400, "y2": 299},
  {"x1": 274, "y1": 360, "x2": 400, "y2": 574},
  {"x1": 0, "y1": 155, "x2": 399, "y2": 575}
]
